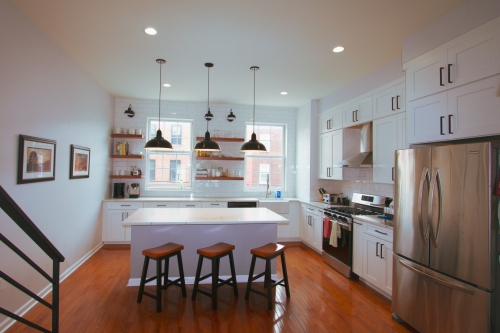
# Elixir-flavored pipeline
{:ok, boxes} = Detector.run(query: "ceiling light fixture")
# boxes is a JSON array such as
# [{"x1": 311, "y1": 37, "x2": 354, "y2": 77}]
[
  {"x1": 145, "y1": 27, "x2": 157, "y2": 35},
  {"x1": 163, "y1": 83, "x2": 171, "y2": 87},
  {"x1": 124, "y1": 104, "x2": 135, "y2": 117},
  {"x1": 227, "y1": 109, "x2": 236, "y2": 122},
  {"x1": 280, "y1": 91, "x2": 288, "y2": 95},
  {"x1": 144, "y1": 59, "x2": 173, "y2": 150},
  {"x1": 240, "y1": 66, "x2": 267, "y2": 152},
  {"x1": 194, "y1": 63, "x2": 221, "y2": 151},
  {"x1": 333, "y1": 46, "x2": 345, "y2": 53}
]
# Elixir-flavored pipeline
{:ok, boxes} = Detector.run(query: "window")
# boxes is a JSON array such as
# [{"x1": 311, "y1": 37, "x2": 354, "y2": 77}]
[
  {"x1": 244, "y1": 124, "x2": 285, "y2": 190},
  {"x1": 146, "y1": 118, "x2": 192, "y2": 189}
]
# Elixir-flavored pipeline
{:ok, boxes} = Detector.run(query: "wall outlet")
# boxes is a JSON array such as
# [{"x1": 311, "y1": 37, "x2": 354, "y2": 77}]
[{"x1": 0, "y1": 278, "x2": 5, "y2": 292}]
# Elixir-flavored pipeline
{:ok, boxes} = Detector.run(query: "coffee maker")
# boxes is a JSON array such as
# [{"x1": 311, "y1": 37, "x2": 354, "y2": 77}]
[
  {"x1": 113, "y1": 183, "x2": 125, "y2": 198},
  {"x1": 127, "y1": 183, "x2": 140, "y2": 198}
]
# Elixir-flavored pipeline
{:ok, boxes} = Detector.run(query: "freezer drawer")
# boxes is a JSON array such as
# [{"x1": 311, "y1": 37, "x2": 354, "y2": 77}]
[{"x1": 392, "y1": 255, "x2": 492, "y2": 333}]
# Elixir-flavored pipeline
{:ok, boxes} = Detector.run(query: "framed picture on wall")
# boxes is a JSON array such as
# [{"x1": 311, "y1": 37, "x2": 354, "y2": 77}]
[
  {"x1": 17, "y1": 135, "x2": 57, "y2": 184},
  {"x1": 70, "y1": 145, "x2": 90, "y2": 179}
]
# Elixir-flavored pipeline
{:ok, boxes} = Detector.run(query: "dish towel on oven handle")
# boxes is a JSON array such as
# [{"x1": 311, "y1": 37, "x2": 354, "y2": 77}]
[
  {"x1": 323, "y1": 217, "x2": 332, "y2": 238},
  {"x1": 329, "y1": 219, "x2": 341, "y2": 247}
]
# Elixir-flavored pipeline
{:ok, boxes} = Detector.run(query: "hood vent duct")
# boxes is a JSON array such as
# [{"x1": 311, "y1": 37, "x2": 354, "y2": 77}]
[{"x1": 338, "y1": 122, "x2": 372, "y2": 168}]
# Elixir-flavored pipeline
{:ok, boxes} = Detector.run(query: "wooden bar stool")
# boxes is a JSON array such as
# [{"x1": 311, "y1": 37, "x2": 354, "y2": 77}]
[
  {"x1": 191, "y1": 242, "x2": 238, "y2": 310},
  {"x1": 137, "y1": 242, "x2": 186, "y2": 312},
  {"x1": 245, "y1": 243, "x2": 290, "y2": 310}
]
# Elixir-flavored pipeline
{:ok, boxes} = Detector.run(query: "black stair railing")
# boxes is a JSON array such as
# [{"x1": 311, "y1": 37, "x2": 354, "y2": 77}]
[{"x1": 0, "y1": 186, "x2": 65, "y2": 333}]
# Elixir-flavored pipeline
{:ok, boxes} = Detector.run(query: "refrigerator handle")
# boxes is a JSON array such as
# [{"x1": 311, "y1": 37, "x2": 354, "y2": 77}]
[
  {"x1": 398, "y1": 258, "x2": 474, "y2": 295},
  {"x1": 428, "y1": 169, "x2": 443, "y2": 248},
  {"x1": 418, "y1": 168, "x2": 430, "y2": 243}
]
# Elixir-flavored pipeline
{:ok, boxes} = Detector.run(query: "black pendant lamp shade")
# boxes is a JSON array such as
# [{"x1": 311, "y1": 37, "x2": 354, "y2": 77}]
[
  {"x1": 240, "y1": 66, "x2": 267, "y2": 152},
  {"x1": 144, "y1": 59, "x2": 173, "y2": 150},
  {"x1": 227, "y1": 109, "x2": 236, "y2": 122},
  {"x1": 124, "y1": 104, "x2": 135, "y2": 117},
  {"x1": 194, "y1": 63, "x2": 221, "y2": 151}
]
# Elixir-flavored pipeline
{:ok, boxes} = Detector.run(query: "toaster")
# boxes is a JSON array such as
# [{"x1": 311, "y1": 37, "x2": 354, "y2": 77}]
[{"x1": 323, "y1": 193, "x2": 336, "y2": 204}]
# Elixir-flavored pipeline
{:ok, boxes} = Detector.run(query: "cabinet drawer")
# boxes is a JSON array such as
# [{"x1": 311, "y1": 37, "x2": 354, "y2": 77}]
[
  {"x1": 201, "y1": 202, "x2": 227, "y2": 208},
  {"x1": 365, "y1": 224, "x2": 393, "y2": 242},
  {"x1": 144, "y1": 202, "x2": 179, "y2": 208},
  {"x1": 109, "y1": 202, "x2": 144, "y2": 210},
  {"x1": 178, "y1": 202, "x2": 201, "y2": 208}
]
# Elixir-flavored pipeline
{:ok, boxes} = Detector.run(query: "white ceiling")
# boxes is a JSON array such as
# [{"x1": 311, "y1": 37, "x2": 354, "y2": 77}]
[{"x1": 10, "y1": 0, "x2": 466, "y2": 108}]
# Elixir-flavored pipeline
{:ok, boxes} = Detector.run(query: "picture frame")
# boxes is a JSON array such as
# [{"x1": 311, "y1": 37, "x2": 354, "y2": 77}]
[
  {"x1": 70, "y1": 145, "x2": 90, "y2": 179},
  {"x1": 17, "y1": 135, "x2": 57, "y2": 184}
]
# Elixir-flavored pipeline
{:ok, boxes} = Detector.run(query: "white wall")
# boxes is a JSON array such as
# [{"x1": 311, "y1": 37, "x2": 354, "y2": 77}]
[
  {"x1": 113, "y1": 98, "x2": 297, "y2": 198},
  {"x1": 0, "y1": 0, "x2": 114, "y2": 329},
  {"x1": 402, "y1": 0, "x2": 500, "y2": 63},
  {"x1": 295, "y1": 102, "x2": 312, "y2": 201}
]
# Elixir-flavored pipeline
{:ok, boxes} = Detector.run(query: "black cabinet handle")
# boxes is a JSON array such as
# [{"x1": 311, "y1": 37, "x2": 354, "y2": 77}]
[
  {"x1": 376, "y1": 242, "x2": 380, "y2": 257},
  {"x1": 375, "y1": 230, "x2": 388, "y2": 235},
  {"x1": 440, "y1": 116, "x2": 445, "y2": 135},
  {"x1": 353, "y1": 221, "x2": 362, "y2": 225},
  {"x1": 352, "y1": 110, "x2": 355, "y2": 122},
  {"x1": 120, "y1": 205, "x2": 131, "y2": 207},
  {"x1": 355, "y1": 110, "x2": 358, "y2": 121},
  {"x1": 440, "y1": 67, "x2": 445, "y2": 86},
  {"x1": 381, "y1": 244, "x2": 384, "y2": 259},
  {"x1": 392, "y1": 167, "x2": 395, "y2": 181},
  {"x1": 392, "y1": 97, "x2": 395, "y2": 111},
  {"x1": 157, "y1": 204, "x2": 167, "y2": 207},
  {"x1": 448, "y1": 64, "x2": 452, "y2": 83},
  {"x1": 396, "y1": 95, "x2": 400, "y2": 109},
  {"x1": 448, "y1": 115, "x2": 453, "y2": 134}
]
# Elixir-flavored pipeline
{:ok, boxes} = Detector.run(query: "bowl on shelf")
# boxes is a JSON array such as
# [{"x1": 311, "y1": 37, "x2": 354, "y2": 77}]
[{"x1": 211, "y1": 151, "x2": 220, "y2": 157}]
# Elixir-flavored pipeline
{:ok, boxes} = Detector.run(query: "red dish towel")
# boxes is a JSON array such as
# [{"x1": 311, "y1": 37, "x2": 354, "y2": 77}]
[{"x1": 323, "y1": 217, "x2": 332, "y2": 238}]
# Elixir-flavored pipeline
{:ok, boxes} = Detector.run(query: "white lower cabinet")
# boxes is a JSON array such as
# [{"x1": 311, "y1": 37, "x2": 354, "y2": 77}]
[
  {"x1": 178, "y1": 202, "x2": 201, "y2": 208},
  {"x1": 362, "y1": 228, "x2": 393, "y2": 296},
  {"x1": 201, "y1": 201, "x2": 227, "y2": 208},
  {"x1": 300, "y1": 204, "x2": 322, "y2": 253},
  {"x1": 143, "y1": 202, "x2": 179, "y2": 208},
  {"x1": 103, "y1": 202, "x2": 144, "y2": 243},
  {"x1": 352, "y1": 220, "x2": 367, "y2": 276}
]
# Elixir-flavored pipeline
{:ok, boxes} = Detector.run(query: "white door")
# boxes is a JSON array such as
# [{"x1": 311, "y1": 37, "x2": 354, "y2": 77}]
[
  {"x1": 319, "y1": 132, "x2": 332, "y2": 179},
  {"x1": 330, "y1": 130, "x2": 343, "y2": 180},
  {"x1": 406, "y1": 91, "x2": 448, "y2": 144},
  {"x1": 363, "y1": 233, "x2": 383, "y2": 287},
  {"x1": 105, "y1": 209, "x2": 127, "y2": 242},
  {"x1": 330, "y1": 106, "x2": 344, "y2": 131},
  {"x1": 447, "y1": 25, "x2": 500, "y2": 89},
  {"x1": 381, "y1": 241, "x2": 393, "y2": 295},
  {"x1": 352, "y1": 221, "x2": 366, "y2": 276},
  {"x1": 311, "y1": 212, "x2": 323, "y2": 252},
  {"x1": 447, "y1": 75, "x2": 500, "y2": 140},
  {"x1": 373, "y1": 114, "x2": 398, "y2": 184},
  {"x1": 397, "y1": 112, "x2": 407, "y2": 150},
  {"x1": 372, "y1": 85, "x2": 399, "y2": 119},
  {"x1": 319, "y1": 112, "x2": 333, "y2": 134},
  {"x1": 343, "y1": 96, "x2": 373, "y2": 126},
  {"x1": 406, "y1": 50, "x2": 448, "y2": 101}
]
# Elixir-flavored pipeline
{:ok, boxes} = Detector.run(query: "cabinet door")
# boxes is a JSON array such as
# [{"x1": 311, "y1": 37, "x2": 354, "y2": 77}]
[
  {"x1": 319, "y1": 112, "x2": 333, "y2": 134},
  {"x1": 299, "y1": 205, "x2": 308, "y2": 242},
  {"x1": 447, "y1": 75, "x2": 500, "y2": 140},
  {"x1": 372, "y1": 85, "x2": 399, "y2": 119},
  {"x1": 201, "y1": 202, "x2": 227, "y2": 208},
  {"x1": 105, "y1": 210, "x2": 127, "y2": 242},
  {"x1": 144, "y1": 202, "x2": 179, "y2": 208},
  {"x1": 277, "y1": 213, "x2": 290, "y2": 239},
  {"x1": 178, "y1": 202, "x2": 201, "y2": 208},
  {"x1": 397, "y1": 112, "x2": 407, "y2": 150},
  {"x1": 319, "y1": 132, "x2": 333, "y2": 179},
  {"x1": 352, "y1": 221, "x2": 366, "y2": 276},
  {"x1": 447, "y1": 25, "x2": 500, "y2": 89},
  {"x1": 344, "y1": 96, "x2": 373, "y2": 126},
  {"x1": 363, "y1": 233, "x2": 383, "y2": 287},
  {"x1": 311, "y1": 212, "x2": 322, "y2": 252},
  {"x1": 373, "y1": 114, "x2": 398, "y2": 184},
  {"x1": 330, "y1": 130, "x2": 343, "y2": 180},
  {"x1": 396, "y1": 83, "x2": 406, "y2": 112},
  {"x1": 406, "y1": 51, "x2": 448, "y2": 101},
  {"x1": 380, "y1": 240, "x2": 393, "y2": 295},
  {"x1": 406, "y1": 92, "x2": 448, "y2": 145},
  {"x1": 330, "y1": 106, "x2": 344, "y2": 130}
]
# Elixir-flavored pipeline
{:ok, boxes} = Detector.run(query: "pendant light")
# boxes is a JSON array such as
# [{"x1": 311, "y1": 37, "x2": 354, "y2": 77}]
[
  {"x1": 144, "y1": 59, "x2": 173, "y2": 150},
  {"x1": 227, "y1": 109, "x2": 236, "y2": 122},
  {"x1": 240, "y1": 66, "x2": 267, "y2": 152},
  {"x1": 124, "y1": 104, "x2": 135, "y2": 117},
  {"x1": 194, "y1": 63, "x2": 221, "y2": 151}
]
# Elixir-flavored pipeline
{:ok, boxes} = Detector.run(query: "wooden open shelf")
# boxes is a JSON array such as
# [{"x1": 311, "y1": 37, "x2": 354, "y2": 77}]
[
  {"x1": 111, "y1": 155, "x2": 144, "y2": 159},
  {"x1": 195, "y1": 177, "x2": 244, "y2": 181},
  {"x1": 196, "y1": 156, "x2": 244, "y2": 161},
  {"x1": 195, "y1": 137, "x2": 244, "y2": 142},
  {"x1": 111, "y1": 134, "x2": 144, "y2": 139},
  {"x1": 110, "y1": 175, "x2": 143, "y2": 179}
]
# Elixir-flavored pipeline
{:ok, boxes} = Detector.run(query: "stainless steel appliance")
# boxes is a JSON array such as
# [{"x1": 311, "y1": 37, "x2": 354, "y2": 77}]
[
  {"x1": 392, "y1": 141, "x2": 499, "y2": 333},
  {"x1": 322, "y1": 193, "x2": 385, "y2": 278},
  {"x1": 127, "y1": 183, "x2": 140, "y2": 198}
]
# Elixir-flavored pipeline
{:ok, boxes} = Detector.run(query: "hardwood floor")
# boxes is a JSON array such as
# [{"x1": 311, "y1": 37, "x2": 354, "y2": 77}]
[{"x1": 7, "y1": 243, "x2": 416, "y2": 333}]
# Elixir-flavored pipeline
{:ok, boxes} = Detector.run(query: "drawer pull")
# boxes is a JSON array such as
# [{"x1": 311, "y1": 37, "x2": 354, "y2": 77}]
[
  {"x1": 375, "y1": 230, "x2": 388, "y2": 235},
  {"x1": 353, "y1": 221, "x2": 362, "y2": 225},
  {"x1": 157, "y1": 205, "x2": 166, "y2": 207},
  {"x1": 210, "y1": 204, "x2": 220, "y2": 205},
  {"x1": 185, "y1": 205, "x2": 196, "y2": 207},
  {"x1": 120, "y1": 205, "x2": 131, "y2": 207}
]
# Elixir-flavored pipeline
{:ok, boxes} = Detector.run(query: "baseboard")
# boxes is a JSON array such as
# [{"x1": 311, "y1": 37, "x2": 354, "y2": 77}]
[
  {"x1": 127, "y1": 274, "x2": 279, "y2": 287},
  {"x1": 277, "y1": 237, "x2": 301, "y2": 242},
  {"x1": 358, "y1": 277, "x2": 392, "y2": 301},
  {"x1": 0, "y1": 242, "x2": 103, "y2": 333}
]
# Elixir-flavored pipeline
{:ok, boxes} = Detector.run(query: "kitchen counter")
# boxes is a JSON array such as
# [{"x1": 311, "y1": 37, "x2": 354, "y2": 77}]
[
  {"x1": 353, "y1": 215, "x2": 393, "y2": 230},
  {"x1": 103, "y1": 197, "x2": 260, "y2": 202}
]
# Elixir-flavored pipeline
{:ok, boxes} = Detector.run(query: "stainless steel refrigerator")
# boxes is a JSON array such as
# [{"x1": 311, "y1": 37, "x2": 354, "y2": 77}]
[{"x1": 392, "y1": 141, "x2": 499, "y2": 333}]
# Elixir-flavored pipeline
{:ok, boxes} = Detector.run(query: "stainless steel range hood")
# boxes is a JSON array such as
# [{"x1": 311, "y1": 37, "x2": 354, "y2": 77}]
[{"x1": 338, "y1": 122, "x2": 372, "y2": 168}]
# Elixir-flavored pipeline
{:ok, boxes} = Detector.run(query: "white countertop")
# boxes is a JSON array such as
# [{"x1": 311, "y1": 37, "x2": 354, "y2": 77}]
[
  {"x1": 353, "y1": 215, "x2": 393, "y2": 230},
  {"x1": 123, "y1": 207, "x2": 289, "y2": 226},
  {"x1": 104, "y1": 197, "x2": 261, "y2": 202}
]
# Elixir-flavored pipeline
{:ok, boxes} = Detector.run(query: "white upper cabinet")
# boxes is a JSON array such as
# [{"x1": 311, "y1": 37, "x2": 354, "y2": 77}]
[
  {"x1": 319, "y1": 128, "x2": 359, "y2": 180},
  {"x1": 407, "y1": 92, "x2": 448, "y2": 144},
  {"x1": 373, "y1": 83, "x2": 406, "y2": 119},
  {"x1": 343, "y1": 96, "x2": 373, "y2": 127},
  {"x1": 405, "y1": 18, "x2": 500, "y2": 102},
  {"x1": 319, "y1": 106, "x2": 343, "y2": 134}
]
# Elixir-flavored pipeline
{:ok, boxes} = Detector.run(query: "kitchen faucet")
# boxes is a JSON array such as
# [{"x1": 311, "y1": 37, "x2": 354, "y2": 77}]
[{"x1": 266, "y1": 174, "x2": 271, "y2": 198}]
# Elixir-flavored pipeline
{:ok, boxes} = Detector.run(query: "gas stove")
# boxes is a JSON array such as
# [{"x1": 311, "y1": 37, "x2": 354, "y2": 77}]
[{"x1": 323, "y1": 193, "x2": 386, "y2": 223}]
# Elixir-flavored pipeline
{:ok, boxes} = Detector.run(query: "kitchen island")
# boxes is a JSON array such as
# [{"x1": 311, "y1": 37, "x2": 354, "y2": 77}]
[{"x1": 123, "y1": 207, "x2": 289, "y2": 286}]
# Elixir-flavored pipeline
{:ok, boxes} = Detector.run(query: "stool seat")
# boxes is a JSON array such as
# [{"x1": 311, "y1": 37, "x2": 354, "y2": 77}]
[
  {"x1": 250, "y1": 243, "x2": 285, "y2": 258},
  {"x1": 142, "y1": 242, "x2": 184, "y2": 258},
  {"x1": 197, "y1": 242, "x2": 235, "y2": 257}
]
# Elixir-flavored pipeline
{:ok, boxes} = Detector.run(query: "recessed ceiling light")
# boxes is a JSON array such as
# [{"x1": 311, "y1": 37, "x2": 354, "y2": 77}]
[
  {"x1": 163, "y1": 83, "x2": 171, "y2": 87},
  {"x1": 280, "y1": 91, "x2": 288, "y2": 95},
  {"x1": 145, "y1": 27, "x2": 157, "y2": 35},
  {"x1": 333, "y1": 46, "x2": 344, "y2": 53}
]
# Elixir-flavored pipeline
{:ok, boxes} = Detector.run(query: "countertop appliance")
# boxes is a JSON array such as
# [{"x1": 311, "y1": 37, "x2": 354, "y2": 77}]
[
  {"x1": 323, "y1": 193, "x2": 341, "y2": 204},
  {"x1": 227, "y1": 201, "x2": 258, "y2": 208},
  {"x1": 127, "y1": 183, "x2": 140, "y2": 198},
  {"x1": 113, "y1": 183, "x2": 124, "y2": 198},
  {"x1": 322, "y1": 193, "x2": 385, "y2": 278},
  {"x1": 392, "y1": 141, "x2": 499, "y2": 332}
]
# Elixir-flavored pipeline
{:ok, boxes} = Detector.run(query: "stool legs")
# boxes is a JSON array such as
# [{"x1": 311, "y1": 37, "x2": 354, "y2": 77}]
[
  {"x1": 281, "y1": 252, "x2": 291, "y2": 298},
  {"x1": 191, "y1": 255, "x2": 203, "y2": 301},
  {"x1": 177, "y1": 252, "x2": 187, "y2": 297},
  {"x1": 156, "y1": 258, "x2": 162, "y2": 312},
  {"x1": 229, "y1": 251, "x2": 239, "y2": 297},
  {"x1": 265, "y1": 259, "x2": 272, "y2": 310},
  {"x1": 245, "y1": 255, "x2": 257, "y2": 299},
  {"x1": 212, "y1": 258, "x2": 219, "y2": 310},
  {"x1": 137, "y1": 256, "x2": 150, "y2": 303}
]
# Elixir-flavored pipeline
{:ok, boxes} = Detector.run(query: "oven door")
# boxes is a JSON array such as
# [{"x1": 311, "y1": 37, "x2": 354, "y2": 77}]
[{"x1": 322, "y1": 215, "x2": 352, "y2": 273}]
